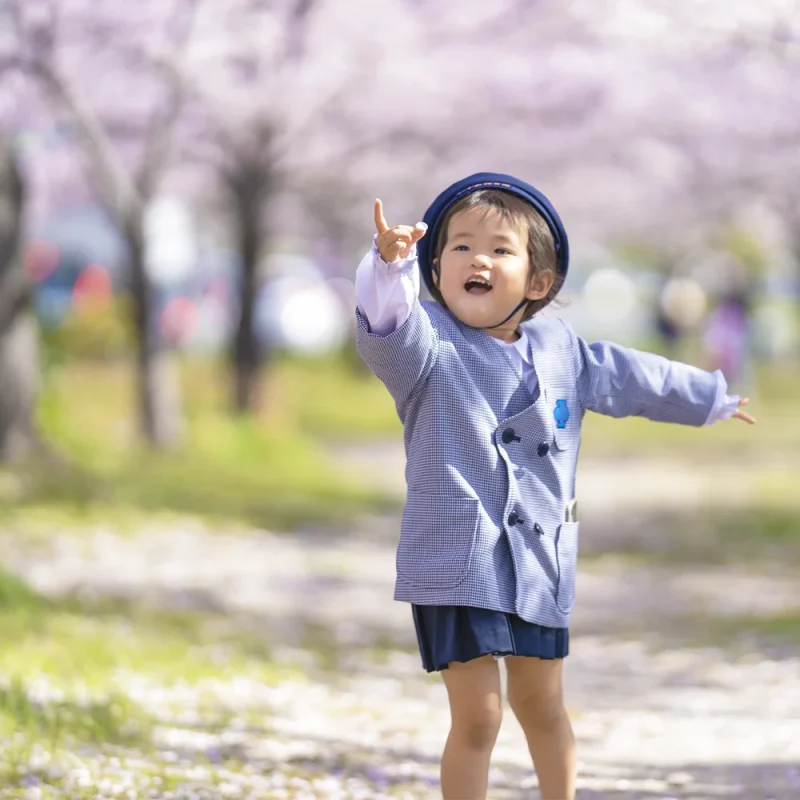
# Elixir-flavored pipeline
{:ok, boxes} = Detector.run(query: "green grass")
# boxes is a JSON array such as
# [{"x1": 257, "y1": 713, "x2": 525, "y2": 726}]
[
  {"x1": 0, "y1": 342, "x2": 794, "y2": 545},
  {"x1": 267, "y1": 354, "x2": 402, "y2": 439},
  {"x1": 0, "y1": 570, "x2": 305, "y2": 795},
  {"x1": 0, "y1": 571, "x2": 297, "y2": 688},
  {"x1": 3, "y1": 345, "x2": 794, "y2": 534},
  {"x1": 0, "y1": 353, "x2": 401, "y2": 531},
  {"x1": 0, "y1": 678, "x2": 147, "y2": 749},
  {"x1": 580, "y1": 505, "x2": 800, "y2": 567},
  {"x1": 670, "y1": 610, "x2": 800, "y2": 653},
  {"x1": 731, "y1": 611, "x2": 800, "y2": 643}
]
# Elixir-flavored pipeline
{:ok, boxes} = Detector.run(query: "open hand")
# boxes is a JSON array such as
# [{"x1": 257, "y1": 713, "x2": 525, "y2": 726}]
[
  {"x1": 732, "y1": 397, "x2": 756, "y2": 425},
  {"x1": 374, "y1": 199, "x2": 427, "y2": 263}
]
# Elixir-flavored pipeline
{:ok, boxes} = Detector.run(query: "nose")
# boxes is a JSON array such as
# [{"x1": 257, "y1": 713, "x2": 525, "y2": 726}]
[{"x1": 471, "y1": 253, "x2": 492, "y2": 269}]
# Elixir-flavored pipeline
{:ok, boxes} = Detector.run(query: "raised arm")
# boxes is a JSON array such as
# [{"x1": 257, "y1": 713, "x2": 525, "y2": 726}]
[
  {"x1": 354, "y1": 199, "x2": 426, "y2": 336},
  {"x1": 355, "y1": 200, "x2": 438, "y2": 413}
]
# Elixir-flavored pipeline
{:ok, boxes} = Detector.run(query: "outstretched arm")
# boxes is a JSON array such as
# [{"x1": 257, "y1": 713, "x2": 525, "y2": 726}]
[{"x1": 571, "y1": 326, "x2": 756, "y2": 426}]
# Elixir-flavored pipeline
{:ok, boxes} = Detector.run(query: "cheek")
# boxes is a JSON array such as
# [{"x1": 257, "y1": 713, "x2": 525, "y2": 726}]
[
  {"x1": 440, "y1": 273, "x2": 460, "y2": 296},
  {"x1": 510, "y1": 262, "x2": 533, "y2": 286},
  {"x1": 437, "y1": 256, "x2": 460, "y2": 290}
]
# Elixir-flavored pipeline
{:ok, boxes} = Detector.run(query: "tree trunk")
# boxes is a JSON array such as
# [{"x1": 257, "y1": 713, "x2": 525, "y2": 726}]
[
  {"x1": 0, "y1": 134, "x2": 39, "y2": 460},
  {"x1": 124, "y1": 215, "x2": 182, "y2": 448},
  {"x1": 231, "y1": 176, "x2": 268, "y2": 415},
  {"x1": 793, "y1": 233, "x2": 800, "y2": 362}
]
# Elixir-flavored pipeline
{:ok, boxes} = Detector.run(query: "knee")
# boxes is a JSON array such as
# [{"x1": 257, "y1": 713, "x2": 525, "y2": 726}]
[
  {"x1": 451, "y1": 708, "x2": 503, "y2": 750},
  {"x1": 512, "y1": 690, "x2": 566, "y2": 732}
]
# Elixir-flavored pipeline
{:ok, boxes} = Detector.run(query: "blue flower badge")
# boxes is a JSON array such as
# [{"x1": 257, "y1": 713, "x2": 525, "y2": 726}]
[{"x1": 554, "y1": 399, "x2": 570, "y2": 429}]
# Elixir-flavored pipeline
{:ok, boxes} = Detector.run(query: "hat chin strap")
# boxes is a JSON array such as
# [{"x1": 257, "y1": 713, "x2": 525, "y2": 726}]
[{"x1": 482, "y1": 297, "x2": 530, "y2": 330}]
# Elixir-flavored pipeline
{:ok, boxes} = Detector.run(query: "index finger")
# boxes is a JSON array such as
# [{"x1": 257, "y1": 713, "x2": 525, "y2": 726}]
[{"x1": 374, "y1": 199, "x2": 389, "y2": 234}]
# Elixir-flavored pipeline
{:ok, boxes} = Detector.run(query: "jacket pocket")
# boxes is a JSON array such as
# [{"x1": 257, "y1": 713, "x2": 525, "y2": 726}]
[
  {"x1": 555, "y1": 521, "x2": 580, "y2": 613},
  {"x1": 397, "y1": 493, "x2": 480, "y2": 589}
]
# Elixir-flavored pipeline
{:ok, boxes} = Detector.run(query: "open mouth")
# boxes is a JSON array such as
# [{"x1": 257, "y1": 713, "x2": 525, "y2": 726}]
[{"x1": 464, "y1": 276, "x2": 492, "y2": 295}]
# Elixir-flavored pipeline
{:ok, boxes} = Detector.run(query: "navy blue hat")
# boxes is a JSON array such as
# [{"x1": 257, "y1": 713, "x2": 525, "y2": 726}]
[{"x1": 416, "y1": 172, "x2": 570, "y2": 297}]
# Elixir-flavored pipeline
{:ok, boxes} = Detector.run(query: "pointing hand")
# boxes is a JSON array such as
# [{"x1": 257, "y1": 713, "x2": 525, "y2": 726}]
[{"x1": 374, "y1": 199, "x2": 427, "y2": 263}]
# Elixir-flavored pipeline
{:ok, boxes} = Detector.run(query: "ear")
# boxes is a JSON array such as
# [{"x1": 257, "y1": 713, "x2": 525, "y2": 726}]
[
  {"x1": 432, "y1": 257, "x2": 440, "y2": 288},
  {"x1": 525, "y1": 269, "x2": 555, "y2": 302}
]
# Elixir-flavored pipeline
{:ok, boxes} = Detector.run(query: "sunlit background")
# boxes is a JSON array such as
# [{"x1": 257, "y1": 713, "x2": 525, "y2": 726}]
[{"x1": 0, "y1": 1, "x2": 798, "y2": 798}]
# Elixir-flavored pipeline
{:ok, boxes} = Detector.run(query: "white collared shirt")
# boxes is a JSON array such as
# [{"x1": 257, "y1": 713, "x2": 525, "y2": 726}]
[{"x1": 494, "y1": 329, "x2": 540, "y2": 400}]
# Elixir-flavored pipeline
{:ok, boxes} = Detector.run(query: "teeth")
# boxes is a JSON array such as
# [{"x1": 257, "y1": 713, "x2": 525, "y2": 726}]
[{"x1": 466, "y1": 276, "x2": 491, "y2": 288}]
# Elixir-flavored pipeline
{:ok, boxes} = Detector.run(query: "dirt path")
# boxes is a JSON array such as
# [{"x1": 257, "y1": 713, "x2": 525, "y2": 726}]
[
  {"x1": 2, "y1": 497, "x2": 799, "y2": 798},
  {"x1": 1, "y1": 440, "x2": 798, "y2": 797}
]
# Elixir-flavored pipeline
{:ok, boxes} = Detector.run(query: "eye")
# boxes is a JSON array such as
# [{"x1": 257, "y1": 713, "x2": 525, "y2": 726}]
[
  {"x1": 495, "y1": 248, "x2": 513, "y2": 255},
  {"x1": 453, "y1": 245, "x2": 469, "y2": 252}
]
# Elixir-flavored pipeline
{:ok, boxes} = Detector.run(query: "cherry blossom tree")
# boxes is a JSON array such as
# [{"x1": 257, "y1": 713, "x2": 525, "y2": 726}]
[
  {"x1": 178, "y1": 0, "x2": 476, "y2": 411},
  {"x1": 1, "y1": 0, "x2": 202, "y2": 448},
  {"x1": 174, "y1": 0, "x2": 620, "y2": 413},
  {"x1": 1, "y1": 0, "x2": 796, "y2": 442},
  {"x1": 542, "y1": 1, "x2": 800, "y2": 260}
]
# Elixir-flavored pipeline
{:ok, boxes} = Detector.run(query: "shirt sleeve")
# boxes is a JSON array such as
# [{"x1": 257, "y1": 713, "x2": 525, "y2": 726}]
[
  {"x1": 354, "y1": 235, "x2": 420, "y2": 336},
  {"x1": 704, "y1": 371, "x2": 740, "y2": 425}
]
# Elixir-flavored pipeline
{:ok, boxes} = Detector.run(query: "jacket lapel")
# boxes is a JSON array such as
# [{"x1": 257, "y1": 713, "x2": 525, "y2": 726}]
[{"x1": 521, "y1": 318, "x2": 560, "y2": 433}]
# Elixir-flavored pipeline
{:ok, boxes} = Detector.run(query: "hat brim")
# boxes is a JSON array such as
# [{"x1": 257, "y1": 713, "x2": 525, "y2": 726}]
[{"x1": 416, "y1": 172, "x2": 569, "y2": 297}]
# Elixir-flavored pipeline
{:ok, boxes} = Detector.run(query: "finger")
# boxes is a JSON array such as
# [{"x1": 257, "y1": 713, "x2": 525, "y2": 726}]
[
  {"x1": 389, "y1": 224, "x2": 417, "y2": 237},
  {"x1": 410, "y1": 222, "x2": 428, "y2": 242},
  {"x1": 374, "y1": 199, "x2": 389, "y2": 234},
  {"x1": 379, "y1": 229, "x2": 413, "y2": 244},
  {"x1": 734, "y1": 410, "x2": 756, "y2": 425},
  {"x1": 386, "y1": 241, "x2": 406, "y2": 262}
]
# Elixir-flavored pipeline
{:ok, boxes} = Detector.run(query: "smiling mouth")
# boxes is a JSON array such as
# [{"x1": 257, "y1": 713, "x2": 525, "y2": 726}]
[{"x1": 464, "y1": 276, "x2": 492, "y2": 294}]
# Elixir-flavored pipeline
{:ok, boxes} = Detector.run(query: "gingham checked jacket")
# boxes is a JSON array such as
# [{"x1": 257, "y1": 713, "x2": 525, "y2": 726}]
[{"x1": 356, "y1": 299, "x2": 718, "y2": 627}]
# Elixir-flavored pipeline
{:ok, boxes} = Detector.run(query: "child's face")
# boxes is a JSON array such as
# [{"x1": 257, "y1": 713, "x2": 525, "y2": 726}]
[{"x1": 434, "y1": 206, "x2": 551, "y2": 339}]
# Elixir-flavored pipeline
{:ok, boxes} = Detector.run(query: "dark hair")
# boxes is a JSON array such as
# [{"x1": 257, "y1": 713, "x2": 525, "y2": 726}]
[{"x1": 431, "y1": 189, "x2": 563, "y2": 320}]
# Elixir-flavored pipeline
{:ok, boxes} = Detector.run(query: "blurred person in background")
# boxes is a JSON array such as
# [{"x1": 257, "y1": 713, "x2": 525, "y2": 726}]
[
  {"x1": 354, "y1": 173, "x2": 756, "y2": 800},
  {"x1": 703, "y1": 284, "x2": 756, "y2": 394}
]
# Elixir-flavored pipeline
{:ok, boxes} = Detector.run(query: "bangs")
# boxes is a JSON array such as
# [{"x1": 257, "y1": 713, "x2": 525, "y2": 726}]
[{"x1": 434, "y1": 190, "x2": 537, "y2": 253}]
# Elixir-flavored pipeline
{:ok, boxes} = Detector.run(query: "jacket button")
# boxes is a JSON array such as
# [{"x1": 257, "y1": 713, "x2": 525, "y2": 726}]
[
  {"x1": 533, "y1": 522, "x2": 544, "y2": 535},
  {"x1": 537, "y1": 442, "x2": 550, "y2": 457},
  {"x1": 501, "y1": 428, "x2": 521, "y2": 444},
  {"x1": 507, "y1": 511, "x2": 521, "y2": 526}
]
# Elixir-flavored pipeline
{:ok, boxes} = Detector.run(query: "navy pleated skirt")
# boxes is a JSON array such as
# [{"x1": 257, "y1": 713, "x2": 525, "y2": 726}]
[{"x1": 412, "y1": 604, "x2": 569, "y2": 672}]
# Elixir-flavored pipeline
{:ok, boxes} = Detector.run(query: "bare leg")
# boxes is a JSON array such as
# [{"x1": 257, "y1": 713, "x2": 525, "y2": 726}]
[
  {"x1": 440, "y1": 655, "x2": 503, "y2": 800},
  {"x1": 506, "y1": 655, "x2": 576, "y2": 800}
]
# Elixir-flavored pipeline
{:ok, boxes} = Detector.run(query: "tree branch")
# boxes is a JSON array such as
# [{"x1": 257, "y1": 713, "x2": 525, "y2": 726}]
[
  {"x1": 136, "y1": 0, "x2": 203, "y2": 198},
  {"x1": 32, "y1": 62, "x2": 140, "y2": 218},
  {"x1": 269, "y1": 46, "x2": 378, "y2": 163},
  {"x1": 7, "y1": 0, "x2": 141, "y2": 217},
  {"x1": 281, "y1": 0, "x2": 319, "y2": 63}
]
